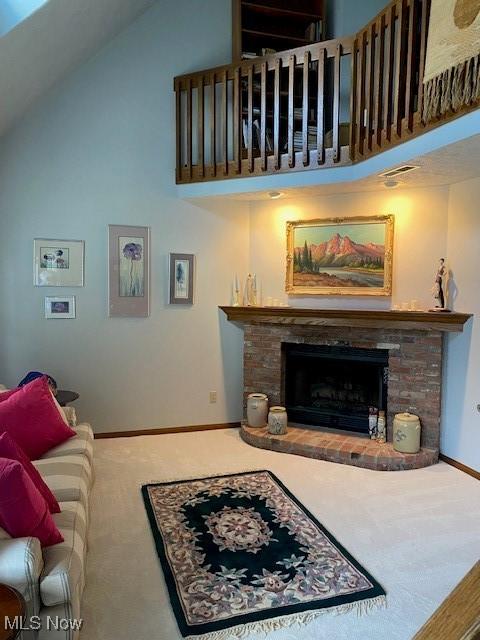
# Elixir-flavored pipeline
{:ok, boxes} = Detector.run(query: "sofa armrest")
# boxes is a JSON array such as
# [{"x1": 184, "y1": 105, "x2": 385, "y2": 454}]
[{"x1": 0, "y1": 537, "x2": 44, "y2": 616}]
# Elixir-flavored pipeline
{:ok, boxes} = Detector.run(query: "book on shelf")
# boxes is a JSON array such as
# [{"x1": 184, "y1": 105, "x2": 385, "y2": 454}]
[
  {"x1": 242, "y1": 52, "x2": 257, "y2": 59},
  {"x1": 242, "y1": 118, "x2": 273, "y2": 153},
  {"x1": 305, "y1": 20, "x2": 323, "y2": 42}
]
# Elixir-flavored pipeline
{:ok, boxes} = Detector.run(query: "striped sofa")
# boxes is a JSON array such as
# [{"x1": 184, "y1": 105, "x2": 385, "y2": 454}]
[{"x1": 0, "y1": 398, "x2": 94, "y2": 640}]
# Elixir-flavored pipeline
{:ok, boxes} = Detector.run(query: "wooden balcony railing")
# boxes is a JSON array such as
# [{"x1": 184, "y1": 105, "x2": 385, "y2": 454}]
[{"x1": 174, "y1": 0, "x2": 475, "y2": 185}]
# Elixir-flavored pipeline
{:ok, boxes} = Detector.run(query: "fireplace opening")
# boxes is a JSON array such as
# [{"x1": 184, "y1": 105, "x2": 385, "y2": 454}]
[{"x1": 283, "y1": 343, "x2": 389, "y2": 434}]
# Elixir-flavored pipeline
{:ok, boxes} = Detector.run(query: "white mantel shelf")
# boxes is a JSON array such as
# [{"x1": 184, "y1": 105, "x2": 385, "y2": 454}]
[{"x1": 220, "y1": 306, "x2": 473, "y2": 333}]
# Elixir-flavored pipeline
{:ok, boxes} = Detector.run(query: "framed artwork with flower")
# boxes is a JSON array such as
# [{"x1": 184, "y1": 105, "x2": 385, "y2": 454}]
[
  {"x1": 169, "y1": 253, "x2": 195, "y2": 305},
  {"x1": 34, "y1": 239, "x2": 84, "y2": 286},
  {"x1": 108, "y1": 225, "x2": 150, "y2": 317}
]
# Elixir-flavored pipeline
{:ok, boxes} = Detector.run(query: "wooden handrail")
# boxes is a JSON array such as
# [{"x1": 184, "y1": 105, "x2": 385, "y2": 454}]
[{"x1": 174, "y1": 0, "x2": 479, "y2": 185}]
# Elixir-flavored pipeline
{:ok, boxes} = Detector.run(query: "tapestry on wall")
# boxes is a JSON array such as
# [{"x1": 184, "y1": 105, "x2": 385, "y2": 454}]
[
  {"x1": 142, "y1": 471, "x2": 386, "y2": 639},
  {"x1": 423, "y1": 0, "x2": 480, "y2": 123}
]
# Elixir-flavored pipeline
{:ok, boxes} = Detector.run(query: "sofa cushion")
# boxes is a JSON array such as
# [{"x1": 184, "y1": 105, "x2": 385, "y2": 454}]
[
  {"x1": 33, "y1": 455, "x2": 93, "y2": 509},
  {"x1": 39, "y1": 423, "x2": 93, "y2": 465},
  {"x1": 40, "y1": 501, "x2": 87, "y2": 607},
  {"x1": 0, "y1": 458, "x2": 63, "y2": 547},
  {"x1": 0, "y1": 377, "x2": 75, "y2": 460},
  {"x1": 0, "y1": 432, "x2": 60, "y2": 513}
]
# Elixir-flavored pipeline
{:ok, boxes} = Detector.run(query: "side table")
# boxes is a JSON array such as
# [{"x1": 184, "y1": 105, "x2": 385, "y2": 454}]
[{"x1": 0, "y1": 584, "x2": 25, "y2": 640}]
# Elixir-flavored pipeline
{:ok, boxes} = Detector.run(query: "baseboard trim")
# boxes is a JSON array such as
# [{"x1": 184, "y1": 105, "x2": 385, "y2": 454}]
[
  {"x1": 439, "y1": 454, "x2": 480, "y2": 481},
  {"x1": 94, "y1": 422, "x2": 241, "y2": 439}
]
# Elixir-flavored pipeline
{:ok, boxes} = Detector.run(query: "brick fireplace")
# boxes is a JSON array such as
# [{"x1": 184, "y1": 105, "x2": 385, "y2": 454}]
[{"x1": 221, "y1": 307, "x2": 471, "y2": 471}]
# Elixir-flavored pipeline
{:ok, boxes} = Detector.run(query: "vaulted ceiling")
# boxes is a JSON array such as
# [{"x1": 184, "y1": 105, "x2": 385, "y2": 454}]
[{"x1": 0, "y1": 0, "x2": 157, "y2": 137}]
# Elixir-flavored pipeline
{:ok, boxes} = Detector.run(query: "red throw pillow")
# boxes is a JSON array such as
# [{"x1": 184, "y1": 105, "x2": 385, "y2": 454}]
[
  {"x1": 0, "y1": 377, "x2": 75, "y2": 460},
  {"x1": 0, "y1": 432, "x2": 60, "y2": 513},
  {"x1": 0, "y1": 458, "x2": 63, "y2": 547}
]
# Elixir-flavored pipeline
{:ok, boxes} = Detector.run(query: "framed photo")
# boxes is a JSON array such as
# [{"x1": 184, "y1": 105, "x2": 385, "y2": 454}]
[
  {"x1": 44, "y1": 296, "x2": 76, "y2": 319},
  {"x1": 34, "y1": 239, "x2": 84, "y2": 286},
  {"x1": 169, "y1": 253, "x2": 195, "y2": 305},
  {"x1": 108, "y1": 225, "x2": 150, "y2": 317},
  {"x1": 286, "y1": 215, "x2": 394, "y2": 296}
]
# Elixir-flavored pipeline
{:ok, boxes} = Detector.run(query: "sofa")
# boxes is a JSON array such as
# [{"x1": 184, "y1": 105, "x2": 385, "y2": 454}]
[{"x1": 0, "y1": 386, "x2": 93, "y2": 640}]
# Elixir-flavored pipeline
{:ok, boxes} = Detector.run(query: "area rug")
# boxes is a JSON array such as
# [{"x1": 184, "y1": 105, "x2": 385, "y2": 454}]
[
  {"x1": 142, "y1": 470, "x2": 386, "y2": 639},
  {"x1": 423, "y1": 0, "x2": 480, "y2": 122}
]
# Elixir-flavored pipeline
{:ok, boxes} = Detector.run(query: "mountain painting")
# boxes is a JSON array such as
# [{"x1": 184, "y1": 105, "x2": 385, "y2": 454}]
[{"x1": 286, "y1": 216, "x2": 394, "y2": 296}]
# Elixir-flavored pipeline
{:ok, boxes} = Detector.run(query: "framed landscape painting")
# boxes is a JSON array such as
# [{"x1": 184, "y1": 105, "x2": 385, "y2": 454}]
[
  {"x1": 286, "y1": 215, "x2": 394, "y2": 296},
  {"x1": 108, "y1": 225, "x2": 150, "y2": 317}
]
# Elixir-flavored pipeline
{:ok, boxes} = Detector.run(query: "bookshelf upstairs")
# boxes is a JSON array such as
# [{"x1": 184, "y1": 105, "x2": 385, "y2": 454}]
[{"x1": 232, "y1": 0, "x2": 326, "y2": 62}]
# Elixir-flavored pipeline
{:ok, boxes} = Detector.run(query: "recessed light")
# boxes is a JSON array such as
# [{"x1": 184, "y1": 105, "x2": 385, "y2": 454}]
[
  {"x1": 268, "y1": 191, "x2": 283, "y2": 200},
  {"x1": 384, "y1": 179, "x2": 399, "y2": 189}
]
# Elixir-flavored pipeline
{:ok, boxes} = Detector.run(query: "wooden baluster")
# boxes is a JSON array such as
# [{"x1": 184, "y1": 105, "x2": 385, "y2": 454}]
[
  {"x1": 393, "y1": 0, "x2": 407, "y2": 137},
  {"x1": 274, "y1": 58, "x2": 281, "y2": 170},
  {"x1": 317, "y1": 47, "x2": 326, "y2": 164},
  {"x1": 247, "y1": 66, "x2": 254, "y2": 173},
  {"x1": 417, "y1": 0, "x2": 429, "y2": 121},
  {"x1": 210, "y1": 73, "x2": 216, "y2": 177},
  {"x1": 221, "y1": 70, "x2": 228, "y2": 175},
  {"x1": 374, "y1": 15, "x2": 385, "y2": 149},
  {"x1": 333, "y1": 44, "x2": 341, "y2": 163},
  {"x1": 186, "y1": 78, "x2": 192, "y2": 180},
  {"x1": 356, "y1": 31, "x2": 367, "y2": 155},
  {"x1": 366, "y1": 23, "x2": 376, "y2": 152},
  {"x1": 302, "y1": 50, "x2": 310, "y2": 166},
  {"x1": 384, "y1": 5, "x2": 395, "y2": 142},
  {"x1": 404, "y1": 0, "x2": 417, "y2": 131},
  {"x1": 349, "y1": 40, "x2": 358, "y2": 161},
  {"x1": 260, "y1": 62, "x2": 267, "y2": 171},
  {"x1": 288, "y1": 54, "x2": 296, "y2": 168},
  {"x1": 233, "y1": 67, "x2": 241, "y2": 174},
  {"x1": 175, "y1": 79, "x2": 182, "y2": 182},
  {"x1": 198, "y1": 76, "x2": 204, "y2": 178}
]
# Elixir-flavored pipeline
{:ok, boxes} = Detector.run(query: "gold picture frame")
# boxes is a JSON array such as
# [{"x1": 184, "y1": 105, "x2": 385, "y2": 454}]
[{"x1": 286, "y1": 215, "x2": 394, "y2": 296}]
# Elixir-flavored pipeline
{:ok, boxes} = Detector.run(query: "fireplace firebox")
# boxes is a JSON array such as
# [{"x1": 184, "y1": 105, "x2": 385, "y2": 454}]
[{"x1": 283, "y1": 343, "x2": 389, "y2": 434}]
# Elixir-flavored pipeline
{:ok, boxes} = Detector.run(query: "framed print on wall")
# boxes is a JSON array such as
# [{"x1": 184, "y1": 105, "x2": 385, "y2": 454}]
[
  {"x1": 34, "y1": 239, "x2": 84, "y2": 286},
  {"x1": 108, "y1": 225, "x2": 150, "y2": 317},
  {"x1": 169, "y1": 253, "x2": 195, "y2": 305},
  {"x1": 286, "y1": 215, "x2": 394, "y2": 296},
  {"x1": 44, "y1": 296, "x2": 76, "y2": 319}
]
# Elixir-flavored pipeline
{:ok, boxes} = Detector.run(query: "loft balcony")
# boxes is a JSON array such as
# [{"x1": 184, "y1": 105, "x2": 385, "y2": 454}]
[{"x1": 174, "y1": 0, "x2": 480, "y2": 186}]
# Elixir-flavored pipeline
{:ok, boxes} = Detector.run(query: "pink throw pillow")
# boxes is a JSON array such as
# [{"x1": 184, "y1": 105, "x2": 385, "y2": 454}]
[
  {"x1": 0, "y1": 433, "x2": 60, "y2": 513},
  {"x1": 0, "y1": 377, "x2": 75, "y2": 460},
  {"x1": 0, "y1": 458, "x2": 63, "y2": 547}
]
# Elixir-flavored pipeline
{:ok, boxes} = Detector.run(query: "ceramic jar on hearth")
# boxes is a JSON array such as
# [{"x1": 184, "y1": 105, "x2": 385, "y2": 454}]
[
  {"x1": 267, "y1": 406, "x2": 288, "y2": 435},
  {"x1": 247, "y1": 393, "x2": 268, "y2": 428},
  {"x1": 393, "y1": 412, "x2": 421, "y2": 453}
]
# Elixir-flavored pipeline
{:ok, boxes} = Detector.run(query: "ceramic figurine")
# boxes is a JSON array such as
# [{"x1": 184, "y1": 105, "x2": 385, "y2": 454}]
[
  {"x1": 376, "y1": 410, "x2": 386, "y2": 443},
  {"x1": 244, "y1": 273, "x2": 257, "y2": 306},
  {"x1": 430, "y1": 258, "x2": 450, "y2": 312},
  {"x1": 368, "y1": 407, "x2": 378, "y2": 439}
]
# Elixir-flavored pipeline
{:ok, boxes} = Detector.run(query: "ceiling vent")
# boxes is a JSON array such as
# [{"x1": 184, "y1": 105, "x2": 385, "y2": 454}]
[{"x1": 378, "y1": 165, "x2": 420, "y2": 178}]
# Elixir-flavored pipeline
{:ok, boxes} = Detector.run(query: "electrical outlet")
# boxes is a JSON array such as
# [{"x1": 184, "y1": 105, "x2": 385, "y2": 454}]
[{"x1": 209, "y1": 391, "x2": 217, "y2": 404}]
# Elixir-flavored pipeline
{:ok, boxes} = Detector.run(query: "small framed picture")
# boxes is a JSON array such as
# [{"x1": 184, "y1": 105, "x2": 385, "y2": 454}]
[
  {"x1": 34, "y1": 239, "x2": 84, "y2": 287},
  {"x1": 44, "y1": 296, "x2": 76, "y2": 319},
  {"x1": 169, "y1": 253, "x2": 195, "y2": 305},
  {"x1": 108, "y1": 225, "x2": 150, "y2": 317}
]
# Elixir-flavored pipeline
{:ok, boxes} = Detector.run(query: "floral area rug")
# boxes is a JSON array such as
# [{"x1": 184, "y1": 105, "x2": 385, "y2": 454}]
[{"x1": 142, "y1": 471, "x2": 386, "y2": 639}]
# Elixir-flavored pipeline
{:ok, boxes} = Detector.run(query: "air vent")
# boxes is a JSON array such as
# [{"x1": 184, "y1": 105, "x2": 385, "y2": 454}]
[{"x1": 378, "y1": 165, "x2": 420, "y2": 178}]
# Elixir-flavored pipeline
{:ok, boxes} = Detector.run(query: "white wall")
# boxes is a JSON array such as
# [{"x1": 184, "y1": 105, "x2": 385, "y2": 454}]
[
  {"x1": 442, "y1": 177, "x2": 480, "y2": 471},
  {"x1": 0, "y1": 0, "x2": 250, "y2": 432},
  {"x1": 249, "y1": 186, "x2": 450, "y2": 310}
]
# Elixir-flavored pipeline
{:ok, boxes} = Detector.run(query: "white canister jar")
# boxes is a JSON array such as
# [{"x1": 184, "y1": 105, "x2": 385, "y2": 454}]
[
  {"x1": 246, "y1": 393, "x2": 268, "y2": 428},
  {"x1": 268, "y1": 406, "x2": 288, "y2": 435},
  {"x1": 393, "y1": 412, "x2": 421, "y2": 453}
]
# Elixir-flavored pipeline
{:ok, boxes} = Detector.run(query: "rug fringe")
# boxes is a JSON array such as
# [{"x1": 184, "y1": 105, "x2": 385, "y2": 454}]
[
  {"x1": 184, "y1": 595, "x2": 387, "y2": 640},
  {"x1": 141, "y1": 469, "x2": 268, "y2": 488},
  {"x1": 423, "y1": 53, "x2": 480, "y2": 123}
]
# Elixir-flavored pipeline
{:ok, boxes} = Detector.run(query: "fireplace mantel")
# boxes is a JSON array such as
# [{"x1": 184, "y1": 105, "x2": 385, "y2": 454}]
[{"x1": 220, "y1": 306, "x2": 472, "y2": 333}]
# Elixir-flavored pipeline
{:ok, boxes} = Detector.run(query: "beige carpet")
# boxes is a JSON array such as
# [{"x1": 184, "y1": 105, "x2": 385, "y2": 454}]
[{"x1": 80, "y1": 429, "x2": 480, "y2": 640}]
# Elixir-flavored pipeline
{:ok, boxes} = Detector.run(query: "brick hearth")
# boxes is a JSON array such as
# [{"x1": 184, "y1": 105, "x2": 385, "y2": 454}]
[{"x1": 242, "y1": 323, "x2": 445, "y2": 469}]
